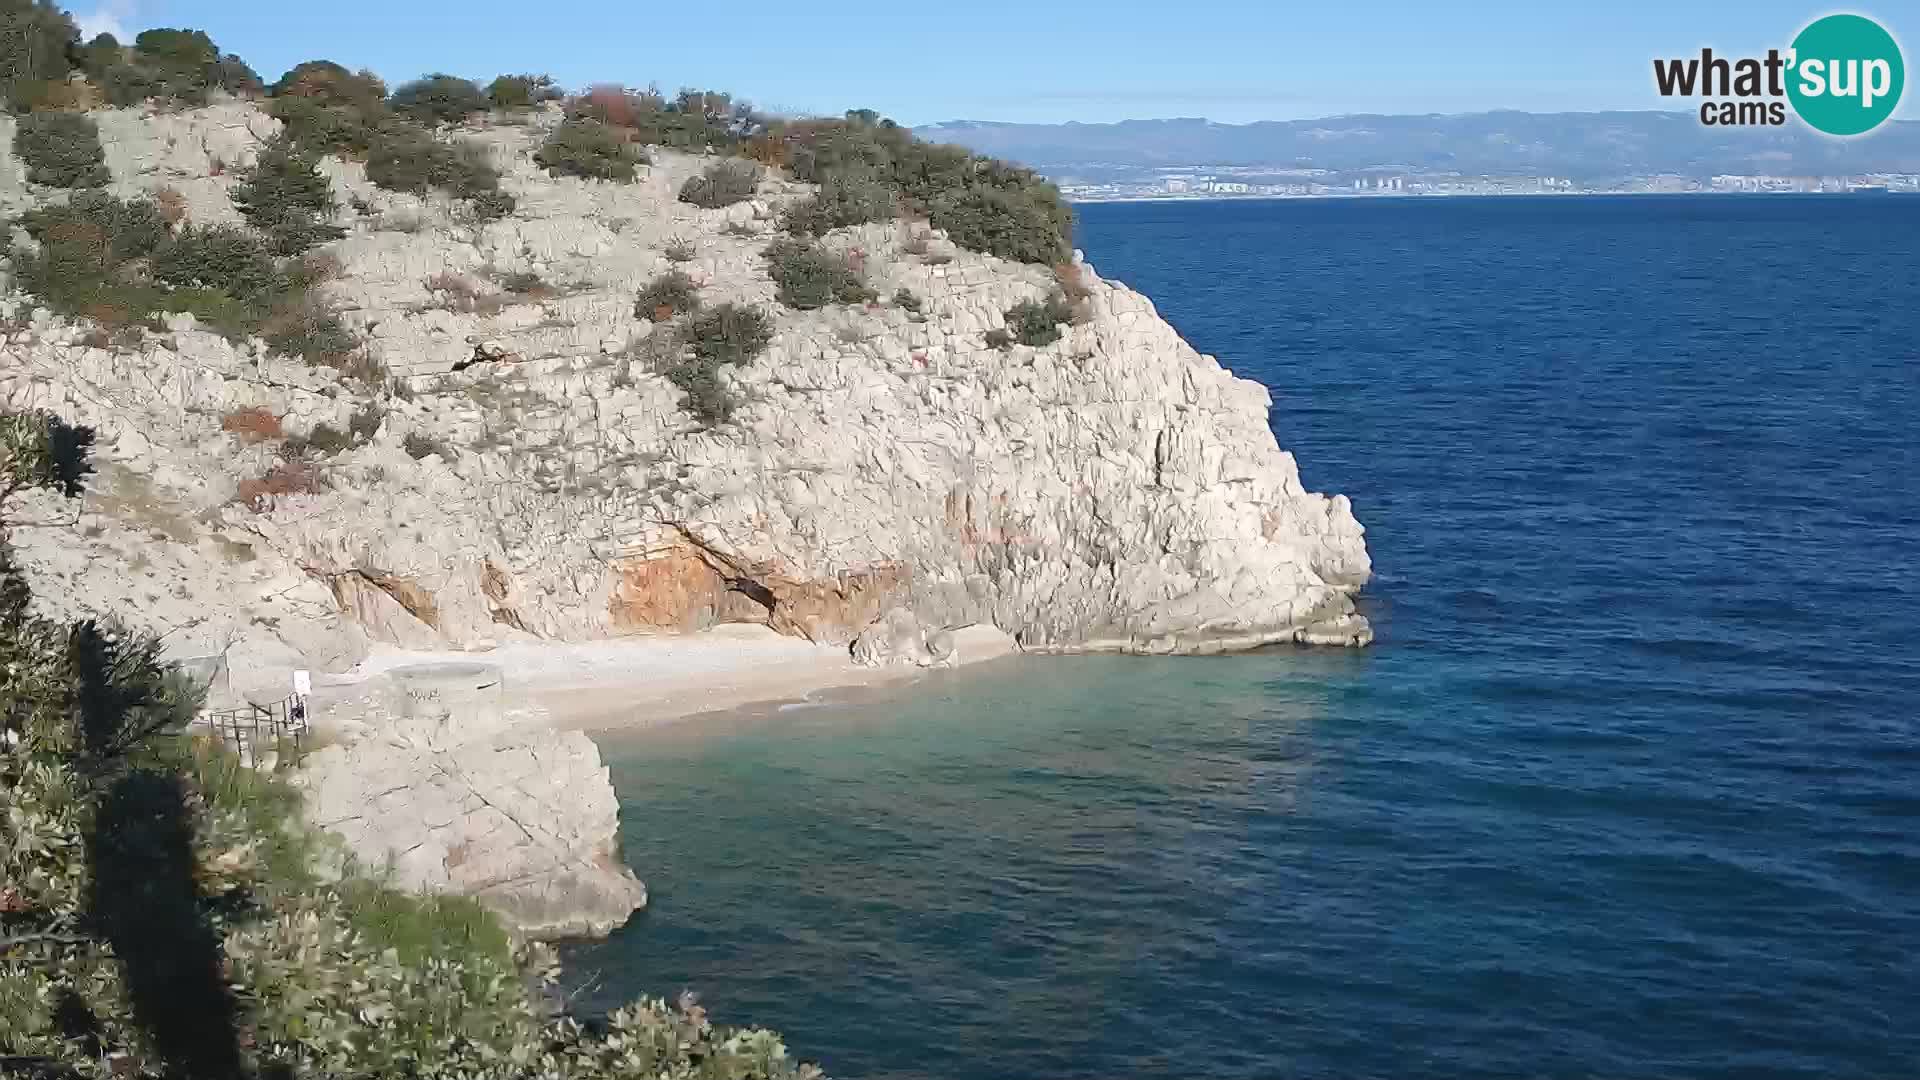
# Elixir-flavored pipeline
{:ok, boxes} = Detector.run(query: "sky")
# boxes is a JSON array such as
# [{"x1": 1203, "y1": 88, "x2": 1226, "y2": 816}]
[{"x1": 69, "y1": 0, "x2": 1915, "y2": 126}]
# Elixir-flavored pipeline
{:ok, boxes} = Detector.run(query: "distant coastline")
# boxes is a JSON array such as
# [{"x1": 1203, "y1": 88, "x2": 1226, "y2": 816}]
[{"x1": 1066, "y1": 188, "x2": 1915, "y2": 205}]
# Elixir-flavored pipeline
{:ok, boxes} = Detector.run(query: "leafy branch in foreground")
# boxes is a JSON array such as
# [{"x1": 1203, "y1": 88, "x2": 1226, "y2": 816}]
[{"x1": 0, "y1": 407, "x2": 823, "y2": 1078}]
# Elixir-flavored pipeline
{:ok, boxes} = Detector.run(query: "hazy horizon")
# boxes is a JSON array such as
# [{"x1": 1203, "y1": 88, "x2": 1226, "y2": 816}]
[{"x1": 69, "y1": 0, "x2": 1915, "y2": 127}]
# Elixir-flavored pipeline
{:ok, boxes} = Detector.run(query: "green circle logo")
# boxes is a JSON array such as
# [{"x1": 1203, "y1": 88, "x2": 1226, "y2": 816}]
[{"x1": 1787, "y1": 14, "x2": 1905, "y2": 136}]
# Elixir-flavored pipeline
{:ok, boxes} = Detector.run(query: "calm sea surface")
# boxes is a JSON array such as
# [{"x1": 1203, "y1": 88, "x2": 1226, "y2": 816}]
[{"x1": 565, "y1": 196, "x2": 1920, "y2": 1079}]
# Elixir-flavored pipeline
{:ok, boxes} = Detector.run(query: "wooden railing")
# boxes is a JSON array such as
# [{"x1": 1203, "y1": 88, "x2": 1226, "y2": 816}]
[{"x1": 191, "y1": 696, "x2": 310, "y2": 768}]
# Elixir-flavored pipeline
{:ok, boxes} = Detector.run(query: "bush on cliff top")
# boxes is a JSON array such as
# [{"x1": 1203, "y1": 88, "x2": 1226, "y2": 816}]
[
  {"x1": 232, "y1": 133, "x2": 344, "y2": 254},
  {"x1": 759, "y1": 110, "x2": 1074, "y2": 263},
  {"x1": 652, "y1": 301, "x2": 774, "y2": 426},
  {"x1": 535, "y1": 117, "x2": 641, "y2": 181},
  {"x1": 780, "y1": 171, "x2": 896, "y2": 236},
  {"x1": 11, "y1": 109, "x2": 108, "y2": 187},
  {"x1": 74, "y1": 26, "x2": 261, "y2": 107},
  {"x1": 679, "y1": 158, "x2": 762, "y2": 209},
  {"x1": 0, "y1": 0, "x2": 79, "y2": 111},
  {"x1": 488, "y1": 72, "x2": 560, "y2": 110},
  {"x1": 1004, "y1": 293, "x2": 1078, "y2": 347},
  {"x1": 0, "y1": 412, "x2": 823, "y2": 1079},
  {"x1": 636, "y1": 269, "x2": 701, "y2": 322},
  {"x1": 763, "y1": 236, "x2": 874, "y2": 310},
  {"x1": 389, "y1": 72, "x2": 488, "y2": 126},
  {"x1": 569, "y1": 85, "x2": 760, "y2": 152}
]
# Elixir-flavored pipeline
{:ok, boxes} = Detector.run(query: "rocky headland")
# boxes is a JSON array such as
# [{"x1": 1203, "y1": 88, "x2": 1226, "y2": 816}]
[{"x1": 1, "y1": 94, "x2": 1369, "y2": 939}]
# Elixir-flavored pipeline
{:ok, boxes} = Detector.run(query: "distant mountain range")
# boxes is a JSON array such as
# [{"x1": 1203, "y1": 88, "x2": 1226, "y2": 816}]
[{"x1": 914, "y1": 112, "x2": 1920, "y2": 180}]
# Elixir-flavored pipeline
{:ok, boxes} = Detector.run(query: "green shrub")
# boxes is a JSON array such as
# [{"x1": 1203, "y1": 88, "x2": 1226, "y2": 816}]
[
  {"x1": 635, "y1": 269, "x2": 700, "y2": 322},
  {"x1": 678, "y1": 159, "x2": 761, "y2": 209},
  {"x1": 233, "y1": 133, "x2": 344, "y2": 255},
  {"x1": 1005, "y1": 293, "x2": 1077, "y2": 347},
  {"x1": 304, "y1": 421, "x2": 352, "y2": 455},
  {"x1": 152, "y1": 225, "x2": 282, "y2": 300},
  {"x1": 268, "y1": 61, "x2": 391, "y2": 157},
  {"x1": 265, "y1": 301, "x2": 359, "y2": 367},
  {"x1": 683, "y1": 302, "x2": 774, "y2": 367},
  {"x1": 892, "y1": 287, "x2": 923, "y2": 314},
  {"x1": 655, "y1": 302, "x2": 774, "y2": 426},
  {"x1": 486, "y1": 73, "x2": 558, "y2": 110},
  {"x1": 929, "y1": 184, "x2": 1072, "y2": 266},
  {"x1": 0, "y1": 416, "x2": 823, "y2": 1080},
  {"x1": 389, "y1": 73, "x2": 488, "y2": 126},
  {"x1": 403, "y1": 430, "x2": 455, "y2": 460},
  {"x1": 12, "y1": 110, "x2": 108, "y2": 188},
  {"x1": 365, "y1": 129, "x2": 508, "y2": 214},
  {"x1": 0, "y1": 0, "x2": 79, "y2": 110},
  {"x1": 763, "y1": 237, "x2": 873, "y2": 310},
  {"x1": 767, "y1": 110, "x2": 1073, "y2": 263},
  {"x1": 75, "y1": 27, "x2": 260, "y2": 107},
  {"x1": 534, "y1": 118, "x2": 640, "y2": 181},
  {"x1": 11, "y1": 192, "x2": 168, "y2": 319},
  {"x1": 569, "y1": 86, "x2": 760, "y2": 151},
  {"x1": 780, "y1": 172, "x2": 895, "y2": 236},
  {"x1": 664, "y1": 238, "x2": 696, "y2": 262}
]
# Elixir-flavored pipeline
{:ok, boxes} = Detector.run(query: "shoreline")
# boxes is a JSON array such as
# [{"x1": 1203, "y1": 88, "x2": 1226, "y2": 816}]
[{"x1": 314, "y1": 623, "x2": 1020, "y2": 735}]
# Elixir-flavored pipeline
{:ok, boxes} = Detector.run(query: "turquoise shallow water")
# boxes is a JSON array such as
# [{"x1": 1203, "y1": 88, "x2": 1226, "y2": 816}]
[{"x1": 566, "y1": 196, "x2": 1920, "y2": 1079}]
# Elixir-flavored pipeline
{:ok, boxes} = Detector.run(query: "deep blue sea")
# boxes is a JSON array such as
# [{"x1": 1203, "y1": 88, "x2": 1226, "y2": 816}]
[{"x1": 566, "y1": 196, "x2": 1920, "y2": 1079}]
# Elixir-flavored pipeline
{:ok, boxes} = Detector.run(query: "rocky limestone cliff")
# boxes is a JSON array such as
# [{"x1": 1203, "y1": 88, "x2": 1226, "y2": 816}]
[
  {"x1": 1, "y1": 100, "x2": 1369, "y2": 933},
  {"x1": 1, "y1": 100, "x2": 1371, "y2": 668}
]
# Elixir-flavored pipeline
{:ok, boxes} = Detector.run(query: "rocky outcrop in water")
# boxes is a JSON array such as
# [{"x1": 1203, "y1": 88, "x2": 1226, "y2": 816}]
[{"x1": 295, "y1": 664, "x2": 645, "y2": 938}]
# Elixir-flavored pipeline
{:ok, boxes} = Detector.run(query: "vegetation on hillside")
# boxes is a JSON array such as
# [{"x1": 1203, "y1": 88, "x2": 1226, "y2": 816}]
[
  {"x1": 231, "y1": 133, "x2": 344, "y2": 254},
  {"x1": 0, "y1": 411, "x2": 824, "y2": 1078},
  {"x1": 10, "y1": 109, "x2": 106, "y2": 187},
  {"x1": 1005, "y1": 293, "x2": 1078, "y2": 346},
  {"x1": 763, "y1": 237, "x2": 875, "y2": 310},
  {"x1": 535, "y1": 117, "x2": 641, "y2": 181},
  {"x1": 7, "y1": 189, "x2": 363, "y2": 372}
]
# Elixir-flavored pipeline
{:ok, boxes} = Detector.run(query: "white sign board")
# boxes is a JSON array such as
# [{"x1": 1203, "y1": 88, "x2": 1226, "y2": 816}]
[{"x1": 292, "y1": 670, "x2": 312, "y2": 696}]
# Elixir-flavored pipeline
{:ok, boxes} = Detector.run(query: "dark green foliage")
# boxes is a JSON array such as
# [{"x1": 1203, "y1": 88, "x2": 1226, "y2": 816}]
[
  {"x1": 11, "y1": 192, "x2": 168, "y2": 316},
  {"x1": 763, "y1": 237, "x2": 874, "y2": 310},
  {"x1": 486, "y1": 73, "x2": 558, "y2": 110},
  {"x1": 304, "y1": 422, "x2": 351, "y2": 455},
  {"x1": 0, "y1": 0, "x2": 78, "y2": 110},
  {"x1": 403, "y1": 430, "x2": 454, "y2": 460},
  {"x1": 685, "y1": 302, "x2": 773, "y2": 367},
  {"x1": 892, "y1": 287, "x2": 923, "y2": 314},
  {"x1": 663, "y1": 238, "x2": 696, "y2": 262},
  {"x1": 655, "y1": 303, "x2": 773, "y2": 426},
  {"x1": 12, "y1": 110, "x2": 107, "y2": 187},
  {"x1": 678, "y1": 159, "x2": 761, "y2": 208},
  {"x1": 232, "y1": 133, "x2": 343, "y2": 254},
  {"x1": 780, "y1": 172, "x2": 895, "y2": 236},
  {"x1": 389, "y1": 73, "x2": 488, "y2": 126},
  {"x1": 77, "y1": 26, "x2": 260, "y2": 107},
  {"x1": 270, "y1": 59, "x2": 385, "y2": 108},
  {"x1": 1004, "y1": 293, "x2": 1077, "y2": 346},
  {"x1": 636, "y1": 269, "x2": 700, "y2": 321},
  {"x1": 765, "y1": 111, "x2": 1073, "y2": 263},
  {"x1": 151, "y1": 225, "x2": 281, "y2": 300},
  {"x1": 0, "y1": 412, "x2": 824, "y2": 1079},
  {"x1": 264, "y1": 302, "x2": 358, "y2": 367},
  {"x1": 929, "y1": 184, "x2": 1074, "y2": 266},
  {"x1": 267, "y1": 61, "x2": 389, "y2": 158},
  {"x1": 365, "y1": 129, "x2": 509, "y2": 214},
  {"x1": 534, "y1": 118, "x2": 640, "y2": 181},
  {"x1": 7, "y1": 191, "x2": 363, "y2": 373},
  {"x1": 569, "y1": 85, "x2": 761, "y2": 152}
]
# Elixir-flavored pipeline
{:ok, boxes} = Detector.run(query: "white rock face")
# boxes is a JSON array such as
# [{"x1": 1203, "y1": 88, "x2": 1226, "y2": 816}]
[
  {"x1": 0, "y1": 98, "x2": 1369, "y2": 923},
  {"x1": 295, "y1": 664, "x2": 647, "y2": 938},
  {"x1": 0, "y1": 101, "x2": 1367, "y2": 661}
]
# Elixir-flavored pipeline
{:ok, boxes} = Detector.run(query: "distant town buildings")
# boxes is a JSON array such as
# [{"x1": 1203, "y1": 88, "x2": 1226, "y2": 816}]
[{"x1": 1052, "y1": 168, "x2": 1920, "y2": 202}]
